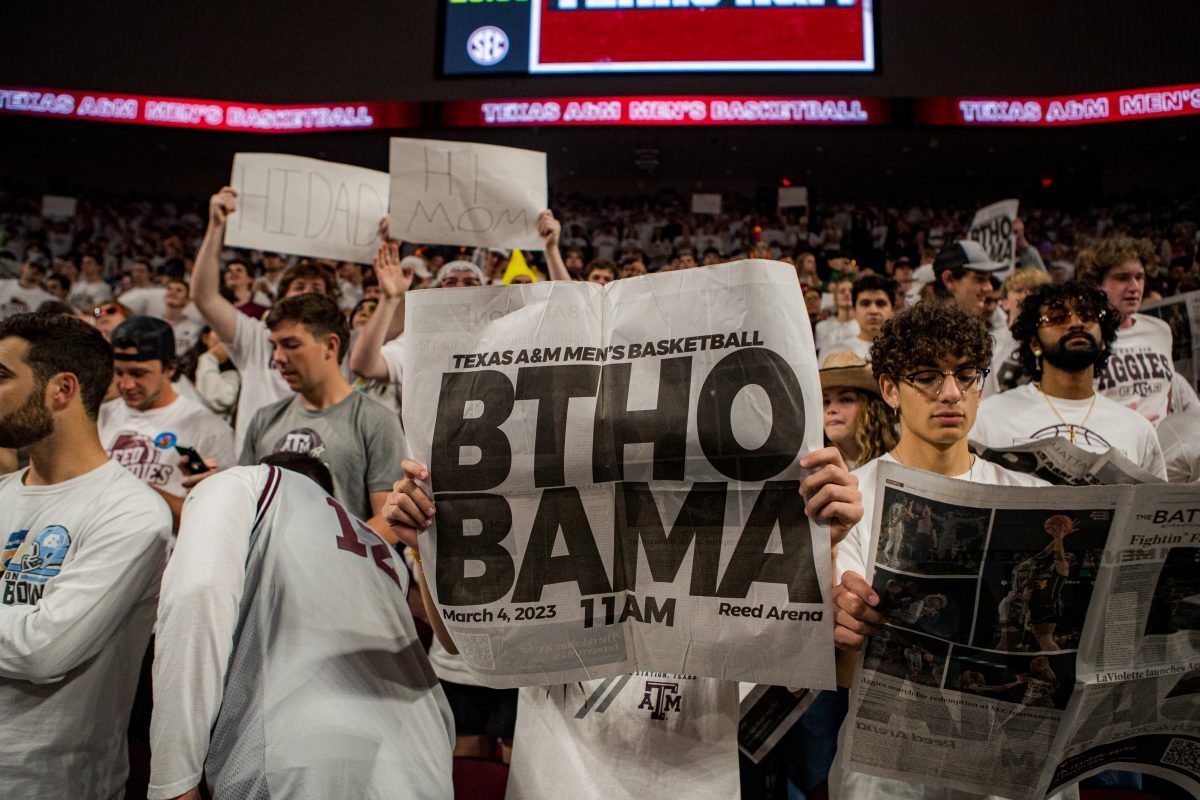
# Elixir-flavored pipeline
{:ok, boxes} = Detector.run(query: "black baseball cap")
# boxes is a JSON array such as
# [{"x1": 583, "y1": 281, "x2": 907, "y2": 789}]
[
  {"x1": 934, "y1": 240, "x2": 1006, "y2": 274},
  {"x1": 112, "y1": 317, "x2": 175, "y2": 362}
]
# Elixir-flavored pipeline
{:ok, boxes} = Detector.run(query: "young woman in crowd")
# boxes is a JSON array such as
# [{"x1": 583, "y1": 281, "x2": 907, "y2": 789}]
[{"x1": 821, "y1": 352, "x2": 898, "y2": 470}]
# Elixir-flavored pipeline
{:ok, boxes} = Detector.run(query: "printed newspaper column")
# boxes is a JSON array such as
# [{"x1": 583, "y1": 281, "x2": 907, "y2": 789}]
[
  {"x1": 1142, "y1": 290, "x2": 1200, "y2": 391},
  {"x1": 1048, "y1": 484, "x2": 1200, "y2": 797},
  {"x1": 388, "y1": 137, "x2": 547, "y2": 251},
  {"x1": 968, "y1": 199, "x2": 1019, "y2": 278},
  {"x1": 401, "y1": 260, "x2": 834, "y2": 689},
  {"x1": 225, "y1": 153, "x2": 389, "y2": 264}
]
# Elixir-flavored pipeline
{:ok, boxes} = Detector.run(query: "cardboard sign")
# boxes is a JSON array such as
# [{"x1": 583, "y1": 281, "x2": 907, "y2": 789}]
[
  {"x1": 388, "y1": 138, "x2": 547, "y2": 251},
  {"x1": 777, "y1": 186, "x2": 809, "y2": 209},
  {"x1": 225, "y1": 153, "x2": 388, "y2": 264}
]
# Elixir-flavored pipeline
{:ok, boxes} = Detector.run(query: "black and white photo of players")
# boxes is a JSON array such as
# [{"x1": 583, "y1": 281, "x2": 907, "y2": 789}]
[
  {"x1": 875, "y1": 487, "x2": 992, "y2": 576},
  {"x1": 973, "y1": 509, "x2": 1112, "y2": 653}
]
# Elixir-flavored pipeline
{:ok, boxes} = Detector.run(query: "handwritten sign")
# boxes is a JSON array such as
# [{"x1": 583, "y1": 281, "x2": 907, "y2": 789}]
[
  {"x1": 225, "y1": 153, "x2": 388, "y2": 264},
  {"x1": 777, "y1": 186, "x2": 809, "y2": 209},
  {"x1": 41, "y1": 195, "x2": 78, "y2": 220},
  {"x1": 968, "y1": 198, "x2": 1019, "y2": 275},
  {"x1": 691, "y1": 193, "x2": 722, "y2": 215},
  {"x1": 388, "y1": 138, "x2": 547, "y2": 251}
]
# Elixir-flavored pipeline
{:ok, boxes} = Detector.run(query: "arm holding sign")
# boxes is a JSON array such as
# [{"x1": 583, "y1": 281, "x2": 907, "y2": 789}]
[
  {"x1": 349, "y1": 241, "x2": 413, "y2": 382},
  {"x1": 538, "y1": 209, "x2": 570, "y2": 282},
  {"x1": 1013, "y1": 218, "x2": 1047, "y2": 272},
  {"x1": 382, "y1": 459, "x2": 455, "y2": 653},
  {"x1": 191, "y1": 187, "x2": 242, "y2": 344}
]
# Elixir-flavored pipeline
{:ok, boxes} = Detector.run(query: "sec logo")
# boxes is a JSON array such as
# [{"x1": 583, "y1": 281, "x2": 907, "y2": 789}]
[{"x1": 467, "y1": 26, "x2": 509, "y2": 67}]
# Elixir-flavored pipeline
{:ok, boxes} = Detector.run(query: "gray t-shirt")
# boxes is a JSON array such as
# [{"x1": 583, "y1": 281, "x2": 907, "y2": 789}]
[{"x1": 240, "y1": 390, "x2": 407, "y2": 520}]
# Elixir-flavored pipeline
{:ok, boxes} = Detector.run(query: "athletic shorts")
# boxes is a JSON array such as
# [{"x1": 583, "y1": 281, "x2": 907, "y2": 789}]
[{"x1": 441, "y1": 680, "x2": 518, "y2": 740}]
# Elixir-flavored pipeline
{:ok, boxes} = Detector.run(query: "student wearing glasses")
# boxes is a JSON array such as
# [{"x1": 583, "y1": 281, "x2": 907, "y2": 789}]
[
  {"x1": 91, "y1": 301, "x2": 134, "y2": 342},
  {"x1": 970, "y1": 282, "x2": 1165, "y2": 479},
  {"x1": 830, "y1": 301, "x2": 1079, "y2": 800}
]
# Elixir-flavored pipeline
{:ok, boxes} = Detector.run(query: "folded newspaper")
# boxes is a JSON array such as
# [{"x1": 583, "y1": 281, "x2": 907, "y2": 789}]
[
  {"x1": 838, "y1": 460, "x2": 1200, "y2": 799},
  {"x1": 970, "y1": 438, "x2": 1163, "y2": 486},
  {"x1": 402, "y1": 261, "x2": 835, "y2": 689}
]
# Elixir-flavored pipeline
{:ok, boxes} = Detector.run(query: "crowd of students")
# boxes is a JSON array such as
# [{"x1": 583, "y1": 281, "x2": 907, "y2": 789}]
[{"x1": 0, "y1": 179, "x2": 1198, "y2": 800}]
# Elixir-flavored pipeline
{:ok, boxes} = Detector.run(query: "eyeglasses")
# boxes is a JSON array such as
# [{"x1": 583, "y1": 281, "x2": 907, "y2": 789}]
[
  {"x1": 94, "y1": 305, "x2": 121, "y2": 318},
  {"x1": 1037, "y1": 303, "x2": 1106, "y2": 328},
  {"x1": 900, "y1": 366, "x2": 989, "y2": 397}
]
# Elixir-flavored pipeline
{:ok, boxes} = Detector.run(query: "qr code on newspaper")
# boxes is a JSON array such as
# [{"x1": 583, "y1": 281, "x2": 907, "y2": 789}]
[
  {"x1": 1161, "y1": 737, "x2": 1200, "y2": 777},
  {"x1": 457, "y1": 632, "x2": 495, "y2": 670}
]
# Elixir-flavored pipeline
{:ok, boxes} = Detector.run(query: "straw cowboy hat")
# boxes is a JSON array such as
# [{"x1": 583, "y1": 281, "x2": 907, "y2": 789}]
[{"x1": 819, "y1": 352, "x2": 881, "y2": 397}]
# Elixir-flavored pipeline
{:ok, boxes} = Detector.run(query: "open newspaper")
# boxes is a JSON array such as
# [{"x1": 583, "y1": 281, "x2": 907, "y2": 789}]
[
  {"x1": 838, "y1": 461, "x2": 1200, "y2": 799},
  {"x1": 970, "y1": 438, "x2": 1163, "y2": 486},
  {"x1": 402, "y1": 261, "x2": 835, "y2": 689}
]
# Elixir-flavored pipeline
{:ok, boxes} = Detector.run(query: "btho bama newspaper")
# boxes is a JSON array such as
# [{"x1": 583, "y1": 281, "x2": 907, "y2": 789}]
[
  {"x1": 402, "y1": 260, "x2": 835, "y2": 689},
  {"x1": 838, "y1": 460, "x2": 1200, "y2": 799}
]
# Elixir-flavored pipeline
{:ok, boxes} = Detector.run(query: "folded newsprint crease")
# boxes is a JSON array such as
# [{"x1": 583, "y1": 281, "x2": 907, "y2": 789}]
[
  {"x1": 839, "y1": 460, "x2": 1200, "y2": 800},
  {"x1": 402, "y1": 261, "x2": 836, "y2": 689},
  {"x1": 970, "y1": 437, "x2": 1163, "y2": 486}
]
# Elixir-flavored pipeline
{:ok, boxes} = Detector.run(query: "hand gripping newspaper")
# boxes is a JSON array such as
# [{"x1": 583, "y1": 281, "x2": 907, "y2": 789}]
[
  {"x1": 838, "y1": 460, "x2": 1200, "y2": 799},
  {"x1": 401, "y1": 260, "x2": 836, "y2": 689},
  {"x1": 970, "y1": 437, "x2": 1163, "y2": 486}
]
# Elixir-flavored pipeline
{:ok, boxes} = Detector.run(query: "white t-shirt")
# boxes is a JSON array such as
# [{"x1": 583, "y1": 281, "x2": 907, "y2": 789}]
[
  {"x1": 0, "y1": 460, "x2": 171, "y2": 800},
  {"x1": 832, "y1": 455, "x2": 1076, "y2": 800},
  {"x1": 0, "y1": 279, "x2": 56, "y2": 319},
  {"x1": 119, "y1": 286, "x2": 169, "y2": 318},
  {"x1": 228, "y1": 311, "x2": 291, "y2": 454},
  {"x1": 1157, "y1": 409, "x2": 1200, "y2": 483},
  {"x1": 815, "y1": 317, "x2": 859, "y2": 358},
  {"x1": 971, "y1": 383, "x2": 1167, "y2": 480},
  {"x1": 1095, "y1": 313, "x2": 1173, "y2": 426},
  {"x1": 170, "y1": 316, "x2": 205, "y2": 356},
  {"x1": 98, "y1": 394, "x2": 236, "y2": 497},
  {"x1": 67, "y1": 279, "x2": 113, "y2": 308},
  {"x1": 381, "y1": 334, "x2": 407, "y2": 387},
  {"x1": 149, "y1": 465, "x2": 453, "y2": 800},
  {"x1": 824, "y1": 335, "x2": 873, "y2": 362},
  {"x1": 506, "y1": 675, "x2": 739, "y2": 800}
]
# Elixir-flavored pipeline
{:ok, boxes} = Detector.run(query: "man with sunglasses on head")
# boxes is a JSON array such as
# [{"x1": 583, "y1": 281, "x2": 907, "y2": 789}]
[
  {"x1": 829, "y1": 302, "x2": 1084, "y2": 800},
  {"x1": 970, "y1": 282, "x2": 1165, "y2": 480}
]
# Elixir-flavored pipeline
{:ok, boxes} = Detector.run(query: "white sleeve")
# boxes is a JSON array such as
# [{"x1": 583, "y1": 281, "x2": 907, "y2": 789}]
[
  {"x1": 0, "y1": 489, "x2": 170, "y2": 682},
  {"x1": 381, "y1": 337, "x2": 405, "y2": 386},
  {"x1": 1140, "y1": 427, "x2": 1169, "y2": 482},
  {"x1": 194, "y1": 353, "x2": 240, "y2": 413},
  {"x1": 199, "y1": 414, "x2": 237, "y2": 473},
  {"x1": 835, "y1": 522, "x2": 869, "y2": 586},
  {"x1": 148, "y1": 467, "x2": 260, "y2": 800},
  {"x1": 227, "y1": 312, "x2": 269, "y2": 372}
]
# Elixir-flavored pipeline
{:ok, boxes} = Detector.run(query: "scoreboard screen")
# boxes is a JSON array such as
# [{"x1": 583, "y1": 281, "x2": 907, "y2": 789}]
[{"x1": 442, "y1": 0, "x2": 875, "y2": 75}]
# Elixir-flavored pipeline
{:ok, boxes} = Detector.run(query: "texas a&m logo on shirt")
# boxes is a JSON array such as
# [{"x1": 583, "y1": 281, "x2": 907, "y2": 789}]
[
  {"x1": 108, "y1": 430, "x2": 175, "y2": 486},
  {"x1": 273, "y1": 427, "x2": 328, "y2": 459}
]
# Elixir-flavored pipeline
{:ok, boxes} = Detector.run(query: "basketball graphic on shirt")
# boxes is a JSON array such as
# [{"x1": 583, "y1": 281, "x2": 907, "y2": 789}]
[
  {"x1": 273, "y1": 427, "x2": 327, "y2": 459},
  {"x1": 1027, "y1": 424, "x2": 1112, "y2": 449}
]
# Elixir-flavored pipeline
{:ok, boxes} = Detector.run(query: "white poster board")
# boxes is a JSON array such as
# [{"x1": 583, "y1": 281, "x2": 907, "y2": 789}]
[
  {"x1": 691, "y1": 193, "x2": 722, "y2": 215},
  {"x1": 388, "y1": 138, "x2": 547, "y2": 251},
  {"x1": 225, "y1": 153, "x2": 389, "y2": 264},
  {"x1": 41, "y1": 195, "x2": 78, "y2": 220},
  {"x1": 968, "y1": 199, "x2": 1019, "y2": 274},
  {"x1": 777, "y1": 186, "x2": 810, "y2": 209}
]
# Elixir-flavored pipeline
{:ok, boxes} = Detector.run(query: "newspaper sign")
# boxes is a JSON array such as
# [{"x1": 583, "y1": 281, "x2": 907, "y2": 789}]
[
  {"x1": 388, "y1": 137, "x2": 547, "y2": 251},
  {"x1": 968, "y1": 198, "x2": 1019, "y2": 273},
  {"x1": 691, "y1": 192, "x2": 722, "y2": 215},
  {"x1": 41, "y1": 194, "x2": 77, "y2": 220},
  {"x1": 838, "y1": 461, "x2": 1200, "y2": 800},
  {"x1": 225, "y1": 153, "x2": 388, "y2": 264},
  {"x1": 402, "y1": 261, "x2": 833, "y2": 689},
  {"x1": 971, "y1": 437, "x2": 1163, "y2": 487},
  {"x1": 1142, "y1": 289, "x2": 1200, "y2": 392}
]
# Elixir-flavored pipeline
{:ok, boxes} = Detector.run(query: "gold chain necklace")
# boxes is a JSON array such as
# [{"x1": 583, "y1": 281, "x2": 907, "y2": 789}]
[{"x1": 1036, "y1": 382, "x2": 1097, "y2": 445}]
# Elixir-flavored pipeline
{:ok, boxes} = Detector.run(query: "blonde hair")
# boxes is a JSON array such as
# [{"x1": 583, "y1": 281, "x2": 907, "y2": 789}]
[
  {"x1": 1000, "y1": 267, "x2": 1050, "y2": 298},
  {"x1": 854, "y1": 390, "x2": 899, "y2": 465}
]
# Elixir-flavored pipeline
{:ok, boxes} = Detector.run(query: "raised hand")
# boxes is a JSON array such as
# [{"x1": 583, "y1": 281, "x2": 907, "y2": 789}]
[
  {"x1": 374, "y1": 240, "x2": 414, "y2": 300},
  {"x1": 209, "y1": 186, "x2": 238, "y2": 228},
  {"x1": 537, "y1": 209, "x2": 561, "y2": 248}
]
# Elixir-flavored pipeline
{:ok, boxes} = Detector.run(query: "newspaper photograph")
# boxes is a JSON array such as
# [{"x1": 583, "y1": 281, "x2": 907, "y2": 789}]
[
  {"x1": 402, "y1": 261, "x2": 835, "y2": 689},
  {"x1": 839, "y1": 461, "x2": 1200, "y2": 800}
]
